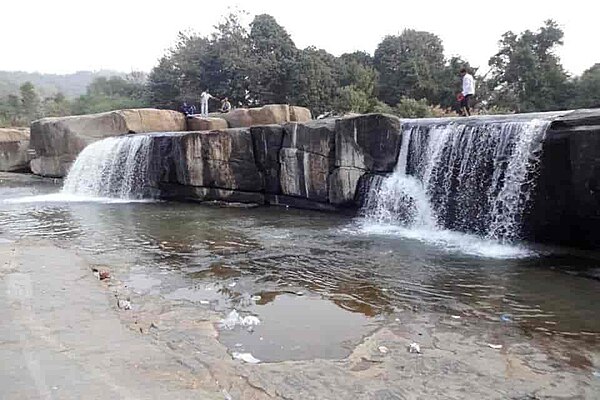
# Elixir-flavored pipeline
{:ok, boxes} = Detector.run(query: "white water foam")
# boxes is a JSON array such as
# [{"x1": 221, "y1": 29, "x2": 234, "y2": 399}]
[
  {"x1": 358, "y1": 118, "x2": 551, "y2": 258},
  {"x1": 351, "y1": 221, "x2": 535, "y2": 259},
  {"x1": 5, "y1": 135, "x2": 157, "y2": 204},
  {"x1": 3, "y1": 193, "x2": 154, "y2": 204},
  {"x1": 63, "y1": 135, "x2": 154, "y2": 199}
]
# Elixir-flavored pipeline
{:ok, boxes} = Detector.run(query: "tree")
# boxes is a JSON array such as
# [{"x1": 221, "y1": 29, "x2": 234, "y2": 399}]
[
  {"x1": 247, "y1": 14, "x2": 298, "y2": 105},
  {"x1": 335, "y1": 85, "x2": 371, "y2": 114},
  {"x1": 42, "y1": 92, "x2": 71, "y2": 117},
  {"x1": 289, "y1": 47, "x2": 338, "y2": 115},
  {"x1": 374, "y1": 30, "x2": 446, "y2": 106},
  {"x1": 486, "y1": 20, "x2": 570, "y2": 112},
  {"x1": 205, "y1": 12, "x2": 252, "y2": 106},
  {"x1": 146, "y1": 56, "x2": 183, "y2": 109},
  {"x1": 571, "y1": 64, "x2": 600, "y2": 108},
  {"x1": 20, "y1": 81, "x2": 41, "y2": 121}
]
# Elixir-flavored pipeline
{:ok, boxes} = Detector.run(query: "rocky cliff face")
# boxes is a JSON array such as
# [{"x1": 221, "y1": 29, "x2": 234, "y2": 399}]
[
  {"x1": 29, "y1": 109, "x2": 186, "y2": 177},
  {"x1": 0, "y1": 128, "x2": 31, "y2": 172},
  {"x1": 145, "y1": 114, "x2": 401, "y2": 212},
  {"x1": 527, "y1": 109, "x2": 600, "y2": 248},
  {"x1": 30, "y1": 105, "x2": 311, "y2": 178}
]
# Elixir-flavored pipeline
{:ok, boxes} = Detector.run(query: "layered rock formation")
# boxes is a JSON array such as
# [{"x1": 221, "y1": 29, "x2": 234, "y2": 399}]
[
  {"x1": 146, "y1": 114, "x2": 400, "y2": 212},
  {"x1": 527, "y1": 109, "x2": 600, "y2": 248},
  {"x1": 30, "y1": 109, "x2": 186, "y2": 177},
  {"x1": 0, "y1": 128, "x2": 31, "y2": 172},
  {"x1": 29, "y1": 105, "x2": 311, "y2": 177}
]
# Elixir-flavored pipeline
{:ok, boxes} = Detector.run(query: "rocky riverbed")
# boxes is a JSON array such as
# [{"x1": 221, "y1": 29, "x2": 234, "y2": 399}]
[{"x1": 1, "y1": 172, "x2": 599, "y2": 399}]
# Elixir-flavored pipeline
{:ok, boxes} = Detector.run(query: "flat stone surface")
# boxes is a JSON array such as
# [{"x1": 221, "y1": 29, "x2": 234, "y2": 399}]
[{"x1": 0, "y1": 240, "x2": 222, "y2": 399}]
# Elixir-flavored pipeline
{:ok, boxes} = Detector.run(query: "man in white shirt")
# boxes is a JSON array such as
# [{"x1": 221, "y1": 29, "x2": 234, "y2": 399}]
[
  {"x1": 460, "y1": 68, "x2": 475, "y2": 116},
  {"x1": 200, "y1": 90, "x2": 215, "y2": 116}
]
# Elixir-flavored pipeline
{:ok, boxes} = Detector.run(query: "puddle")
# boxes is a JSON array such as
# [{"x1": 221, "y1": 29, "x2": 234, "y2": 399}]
[
  {"x1": 126, "y1": 273, "x2": 162, "y2": 294},
  {"x1": 218, "y1": 294, "x2": 378, "y2": 362}
]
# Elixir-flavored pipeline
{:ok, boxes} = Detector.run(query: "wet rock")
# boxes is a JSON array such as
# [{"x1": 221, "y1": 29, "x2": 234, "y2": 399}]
[
  {"x1": 278, "y1": 120, "x2": 336, "y2": 203},
  {"x1": 0, "y1": 128, "x2": 31, "y2": 172},
  {"x1": 329, "y1": 167, "x2": 365, "y2": 206},
  {"x1": 177, "y1": 129, "x2": 263, "y2": 192},
  {"x1": 282, "y1": 119, "x2": 335, "y2": 157},
  {"x1": 30, "y1": 109, "x2": 186, "y2": 177},
  {"x1": 527, "y1": 109, "x2": 600, "y2": 248},
  {"x1": 159, "y1": 183, "x2": 265, "y2": 205},
  {"x1": 265, "y1": 194, "x2": 338, "y2": 211},
  {"x1": 279, "y1": 148, "x2": 331, "y2": 202},
  {"x1": 334, "y1": 113, "x2": 401, "y2": 172},
  {"x1": 250, "y1": 125, "x2": 284, "y2": 194}
]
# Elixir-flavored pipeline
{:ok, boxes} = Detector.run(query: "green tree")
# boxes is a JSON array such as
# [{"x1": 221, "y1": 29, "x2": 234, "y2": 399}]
[
  {"x1": 204, "y1": 12, "x2": 252, "y2": 106},
  {"x1": 247, "y1": 14, "x2": 298, "y2": 105},
  {"x1": 487, "y1": 20, "x2": 570, "y2": 112},
  {"x1": 571, "y1": 64, "x2": 600, "y2": 108},
  {"x1": 147, "y1": 54, "x2": 184, "y2": 109},
  {"x1": 42, "y1": 92, "x2": 71, "y2": 117},
  {"x1": 374, "y1": 30, "x2": 446, "y2": 106},
  {"x1": 289, "y1": 47, "x2": 338, "y2": 115},
  {"x1": 20, "y1": 81, "x2": 41, "y2": 121}
]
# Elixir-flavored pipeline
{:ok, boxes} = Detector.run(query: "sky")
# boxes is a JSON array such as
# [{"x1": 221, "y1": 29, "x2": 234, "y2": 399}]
[{"x1": 1, "y1": 0, "x2": 597, "y2": 76}]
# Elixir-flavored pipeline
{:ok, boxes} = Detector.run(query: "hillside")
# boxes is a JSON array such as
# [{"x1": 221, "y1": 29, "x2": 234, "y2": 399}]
[{"x1": 0, "y1": 70, "x2": 127, "y2": 98}]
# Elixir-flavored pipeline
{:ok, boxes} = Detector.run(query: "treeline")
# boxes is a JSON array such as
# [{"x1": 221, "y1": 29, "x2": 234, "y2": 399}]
[
  {"x1": 0, "y1": 74, "x2": 148, "y2": 127},
  {"x1": 1, "y1": 14, "x2": 599, "y2": 128}
]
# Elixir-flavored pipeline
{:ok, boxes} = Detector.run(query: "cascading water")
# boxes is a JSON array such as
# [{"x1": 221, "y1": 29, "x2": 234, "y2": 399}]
[
  {"x1": 362, "y1": 117, "x2": 552, "y2": 244},
  {"x1": 62, "y1": 135, "x2": 154, "y2": 199}
]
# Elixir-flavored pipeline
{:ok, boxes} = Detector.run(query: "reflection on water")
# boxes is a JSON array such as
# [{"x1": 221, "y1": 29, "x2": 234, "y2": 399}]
[
  {"x1": 219, "y1": 294, "x2": 377, "y2": 362},
  {"x1": 1, "y1": 174, "x2": 600, "y2": 357}
]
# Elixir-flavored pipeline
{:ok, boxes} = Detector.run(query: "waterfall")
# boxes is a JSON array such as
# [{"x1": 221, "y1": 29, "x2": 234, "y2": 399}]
[
  {"x1": 362, "y1": 118, "x2": 552, "y2": 242},
  {"x1": 62, "y1": 135, "x2": 154, "y2": 199}
]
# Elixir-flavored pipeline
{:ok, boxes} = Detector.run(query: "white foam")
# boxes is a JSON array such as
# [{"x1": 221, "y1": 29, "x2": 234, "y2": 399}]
[
  {"x1": 4, "y1": 193, "x2": 155, "y2": 204},
  {"x1": 348, "y1": 221, "x2": 536, "y2": 259}
]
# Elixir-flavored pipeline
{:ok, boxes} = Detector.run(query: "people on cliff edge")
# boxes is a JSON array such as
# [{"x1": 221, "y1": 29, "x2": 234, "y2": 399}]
[
  {"x1": 220, "y1": 97, "x2": 232, "y2": 113},
  {"x1": 200, "y1": 90, "x2": 217, "y2": 116},
  {"x1": 459, "y1": 68, "x2": 475, "y2": 116},
  {"x1": 180, "y1": 102, "x2": 196, "y2": 117}
]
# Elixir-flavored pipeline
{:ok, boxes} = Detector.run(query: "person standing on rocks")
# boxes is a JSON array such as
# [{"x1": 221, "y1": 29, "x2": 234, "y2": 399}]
[
  {"x1": 459, "y1": 68, "x2": 475, "y2": 116},
  {"x1": 200, "y1": 90, "x2": 216, "y2": 116}
]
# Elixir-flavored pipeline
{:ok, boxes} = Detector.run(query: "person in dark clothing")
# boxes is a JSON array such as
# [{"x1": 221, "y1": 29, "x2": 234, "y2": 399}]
[{"x1": 180, "y1": 102, "x2": 196, "y2": 117}]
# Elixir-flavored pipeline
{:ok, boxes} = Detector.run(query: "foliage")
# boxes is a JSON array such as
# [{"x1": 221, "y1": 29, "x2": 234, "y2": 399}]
[
  {"x1": 248, "y1": 14, "x2": 298, "y2": 105},
  {"x1": 393, "y1": 97, "x2": 456, "y2": 118},
  {"x1": 2, "y1": 15, "x2": 599, "y2": 128},
  {"x1": 374, "y1": 30, "x2": 446, "y2": 106},
  {"x1": 486, "y1": 20, "x2": 571, "y2": 112},
  {"x1": 570, "y1": 64, "x2": 600, "y2": 108}
]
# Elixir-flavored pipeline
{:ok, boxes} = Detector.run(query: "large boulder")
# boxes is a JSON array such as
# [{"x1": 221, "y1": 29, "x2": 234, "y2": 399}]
[
  {"x1": 329, "y1": 167, "x2": 365, "y2": 206},
  {"x1": 221, "y1": 104, "x2": 291, "y2": 128},
  {"x1": 279, "y1": 120, "x2": 336, "y2": 202},
  {"x1": 335, "y1": 113, "x2": 401, "y2": 172},
  {"x1": 250, "y1": 125, "x2": 284, "y2": 194},
  {"x1": 186, "y1": 116, "x2": 228, "y2": 131},
  {"x1": 0, "y1": 128, "x2": 31, "y2": 172},
  {"x1": 177, "y1": 129, "x2": 263, "y2": 192},
  {"x1": 289, "y1": 106, "x2": 312, "y2": 122},
  {"x1": 30, "y1": 108, "x2": 186, "y2": 177}
]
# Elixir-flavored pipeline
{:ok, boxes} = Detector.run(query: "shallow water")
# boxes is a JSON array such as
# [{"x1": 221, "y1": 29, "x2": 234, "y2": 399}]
[{"x1": 1, "y1": 173, "x2": 599, "y2": 362}]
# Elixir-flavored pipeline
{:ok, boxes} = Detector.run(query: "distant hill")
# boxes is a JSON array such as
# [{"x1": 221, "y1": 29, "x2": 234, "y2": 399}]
[{"x1": 0, "y1": 70, "x2": 127, "y2": 99}]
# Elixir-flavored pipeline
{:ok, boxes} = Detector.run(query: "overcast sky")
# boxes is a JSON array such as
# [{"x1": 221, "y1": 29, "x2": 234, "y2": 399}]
[{"x1": 1, "y1": 0, "x2": 597, "y2": 76}]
